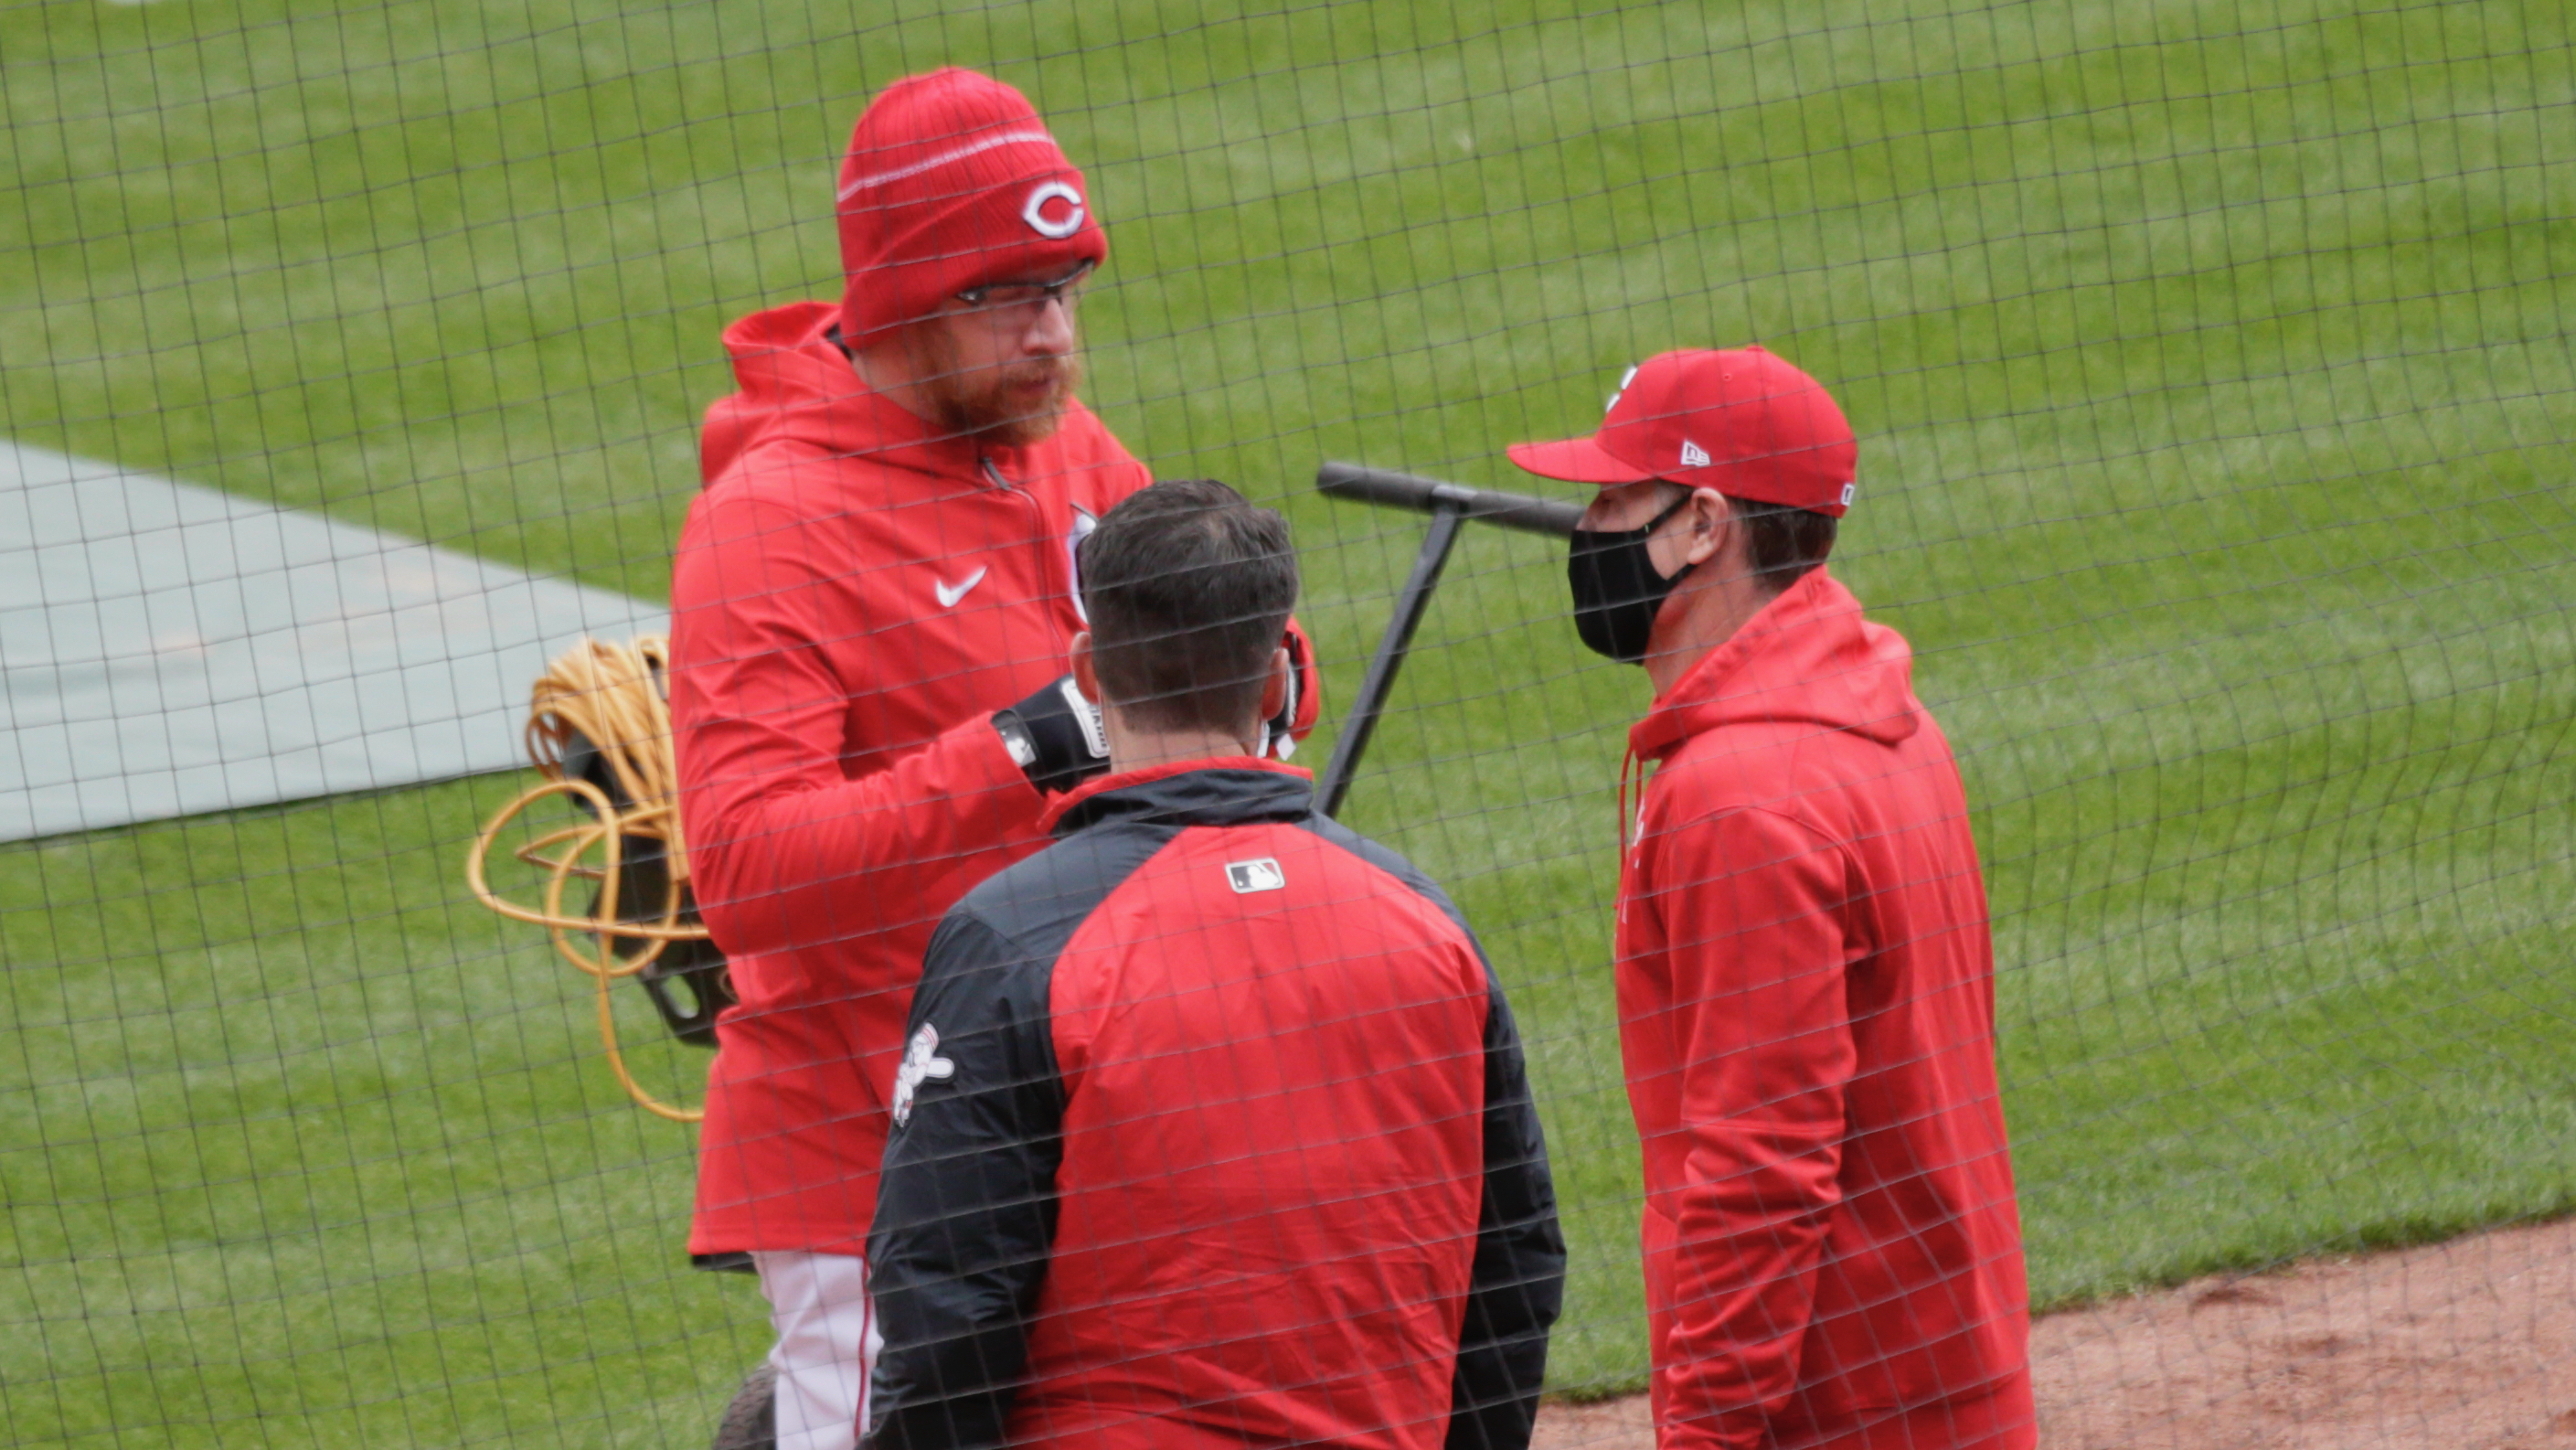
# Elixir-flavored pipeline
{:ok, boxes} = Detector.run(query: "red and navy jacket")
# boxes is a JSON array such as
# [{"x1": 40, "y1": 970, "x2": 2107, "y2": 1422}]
[{"x1": 864, "y1": 760, "x2": 1566, "y2": 1450}]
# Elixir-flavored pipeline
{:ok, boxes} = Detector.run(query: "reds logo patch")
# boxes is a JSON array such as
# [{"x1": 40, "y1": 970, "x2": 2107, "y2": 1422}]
[
  {"x1": 1605, "y1": 363, "x2": 1640, "y2": 414},
  {"x1": 1022, "y1": 180, "x2": 1085, "y2": 239},
  {"x1": 1066, "y1": 506, "x2": 1098, "y2": 622},
  {"x1": 891, "y1": 1023, "x2": 955, "y2": 1127}
]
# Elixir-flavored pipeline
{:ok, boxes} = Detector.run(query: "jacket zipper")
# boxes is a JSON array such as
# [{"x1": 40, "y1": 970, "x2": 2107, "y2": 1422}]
[{"x1": 981, "y1": 453, "x2": 1063, "y2": 614}]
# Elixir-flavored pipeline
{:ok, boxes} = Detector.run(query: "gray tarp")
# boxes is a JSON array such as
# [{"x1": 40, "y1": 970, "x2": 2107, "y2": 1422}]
[{"x1": 1, "y1": 442, "x2": 667, "y2": 841}]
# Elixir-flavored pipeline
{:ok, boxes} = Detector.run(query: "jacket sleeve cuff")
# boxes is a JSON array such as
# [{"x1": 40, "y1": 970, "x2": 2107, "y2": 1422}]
[{"x1": 955, "y1": 708, "x2": 1048, "y2": 807}]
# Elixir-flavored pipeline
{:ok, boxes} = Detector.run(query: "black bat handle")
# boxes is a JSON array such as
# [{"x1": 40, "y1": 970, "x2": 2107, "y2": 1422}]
[{"x1": 1315, "y1": 461, "x2": 1584, "y2": 538}]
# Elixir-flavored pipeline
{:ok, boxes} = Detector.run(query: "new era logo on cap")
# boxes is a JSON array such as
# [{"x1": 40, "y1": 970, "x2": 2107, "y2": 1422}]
[
  {"x1": 1226, "y1": 858, "x2": 1285, "y2": 894},
  {"x1": 1679, "y1": 439, "x2": 1711, "y2": 469}
]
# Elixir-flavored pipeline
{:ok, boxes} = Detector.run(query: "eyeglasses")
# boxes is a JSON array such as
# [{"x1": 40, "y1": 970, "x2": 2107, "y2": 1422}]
[{"x1": 954, "y1": 261, "x2": 1095, "y2": 315}]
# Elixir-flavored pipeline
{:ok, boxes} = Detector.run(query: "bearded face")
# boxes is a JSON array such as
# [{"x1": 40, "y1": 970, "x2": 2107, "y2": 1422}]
[{"x1": 906, "y1": 308, "x2": 1084, "y2": 448}]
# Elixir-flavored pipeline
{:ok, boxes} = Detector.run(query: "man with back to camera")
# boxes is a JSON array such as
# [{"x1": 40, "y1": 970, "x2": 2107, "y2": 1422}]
[
  {"x1": 1507, "y1": 347, "x2": 2033, "y2": 1449},
  {"x1": 861, "y1": 479, "x2": 1567, "y2": 1450},
  {"x1": 669, "y1": 69, "x2": 1318, "y2": 1450}
]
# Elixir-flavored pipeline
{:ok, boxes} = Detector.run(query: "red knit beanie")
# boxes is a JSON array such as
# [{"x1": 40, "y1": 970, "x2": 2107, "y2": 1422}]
[{"x1": 836, "y1": 68, "x2": 1108, "y2": 343}]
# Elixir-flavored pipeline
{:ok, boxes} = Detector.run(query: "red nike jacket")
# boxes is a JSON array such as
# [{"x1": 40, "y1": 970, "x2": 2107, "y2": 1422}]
[
  {"x1": 866, "y1": 760, "x2": 1564, "y2": 1450},
  {"x1": 1617, "y1": 569, "x2": 2032, "y2": 1450},
  {"x1": 669, "y1": 299, "x2": 1154, "y2": 1256}
]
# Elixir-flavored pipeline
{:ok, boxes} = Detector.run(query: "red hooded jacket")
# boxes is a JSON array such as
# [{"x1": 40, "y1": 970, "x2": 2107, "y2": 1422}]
[
  {"x1": 669, "y1": 300, "x2": 1154, "y2": 1255},
  {"x1": 1617, "y1": 569, "x2": 2032, "y2": 1450}
]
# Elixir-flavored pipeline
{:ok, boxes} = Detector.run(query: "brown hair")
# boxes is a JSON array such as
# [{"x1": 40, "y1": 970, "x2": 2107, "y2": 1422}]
[
  {"x1": 1727, "y1": 495, "x2": 1837, "y2": 593},
  {"x1": 1078, "y1": 479, "x2": 1299, "y2": 733}
]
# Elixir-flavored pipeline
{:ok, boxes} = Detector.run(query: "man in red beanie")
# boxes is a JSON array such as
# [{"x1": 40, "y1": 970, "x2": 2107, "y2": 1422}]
[
  {"x1": 1509, "y1": 347, "x2": 2034, "y2": 1450},
  {"x1": 668, "y1": 68, "x2": 1315, "y2": 1450}
]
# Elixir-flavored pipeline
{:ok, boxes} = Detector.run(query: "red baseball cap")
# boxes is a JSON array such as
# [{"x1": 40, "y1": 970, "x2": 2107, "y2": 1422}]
[
  {"x1": 1506, "y1": 347, "x2": 1859, "y2": 517},
  {"x1": 836, "y1": 68, "x2": 1109, "y2": 343}
]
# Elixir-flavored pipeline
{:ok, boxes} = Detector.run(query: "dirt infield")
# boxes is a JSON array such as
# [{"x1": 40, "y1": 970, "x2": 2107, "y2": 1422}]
[{"x1": 1531, "y1": 1216, "x2": 2576, "y2": 1449}]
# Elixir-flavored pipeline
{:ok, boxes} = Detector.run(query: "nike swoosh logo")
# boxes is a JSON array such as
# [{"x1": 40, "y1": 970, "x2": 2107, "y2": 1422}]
[{"x1": 934, "y1": 566, "x2": 989, "y2": 609}]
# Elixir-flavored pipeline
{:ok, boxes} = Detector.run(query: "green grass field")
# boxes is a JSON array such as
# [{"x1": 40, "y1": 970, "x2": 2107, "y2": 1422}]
[{"x1": 5, "y1": 0, "x2": 2574, "y2": 1445}]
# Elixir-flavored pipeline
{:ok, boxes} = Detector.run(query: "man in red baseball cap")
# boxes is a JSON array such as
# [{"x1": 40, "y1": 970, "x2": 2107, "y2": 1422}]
[
  {"x1": 1510, "y1": 347, "x2": 2035, "y2": 1449},
  {"x1": 668, "y1": 68, "x2": 1315, "y2": 1450}
]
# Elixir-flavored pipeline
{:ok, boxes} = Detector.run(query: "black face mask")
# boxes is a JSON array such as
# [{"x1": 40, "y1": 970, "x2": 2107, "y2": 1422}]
[{"x1": 1568, "y1": 493, "x2": 1697, "y2": 664}]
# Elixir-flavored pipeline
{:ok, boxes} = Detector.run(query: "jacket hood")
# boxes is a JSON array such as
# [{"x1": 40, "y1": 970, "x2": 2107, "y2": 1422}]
[
  {"x1": 698, "y1": 300, "x2": 1075, "y2": 488},
  {"x1": 1628, "y1": 567, "x2": 1921, "y2": 762}
]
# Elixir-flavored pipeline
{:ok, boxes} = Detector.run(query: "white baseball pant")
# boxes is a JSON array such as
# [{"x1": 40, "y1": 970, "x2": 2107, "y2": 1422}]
[{"x1": 751, "y1": 1251, "x2": 881, "y2": 1450}]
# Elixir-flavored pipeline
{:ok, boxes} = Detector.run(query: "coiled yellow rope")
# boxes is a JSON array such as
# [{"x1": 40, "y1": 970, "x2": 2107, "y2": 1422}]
[{"x1": 465, "y1": 636, "x2": 710, "y2": 1123}]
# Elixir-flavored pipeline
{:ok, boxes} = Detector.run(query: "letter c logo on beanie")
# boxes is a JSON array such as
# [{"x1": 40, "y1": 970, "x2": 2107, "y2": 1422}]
[{"x1": 1022, "y1": 180, "x2": 1086, "y2": 239}]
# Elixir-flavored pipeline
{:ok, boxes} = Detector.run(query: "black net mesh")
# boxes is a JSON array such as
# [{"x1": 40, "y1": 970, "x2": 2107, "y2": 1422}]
[{"x1": 4, "y1": 5, "x2": 2571, "y2": 1448}]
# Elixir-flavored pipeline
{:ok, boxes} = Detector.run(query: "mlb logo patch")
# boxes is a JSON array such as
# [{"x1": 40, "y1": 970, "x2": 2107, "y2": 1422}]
[{"x1": 1226, "y1": 858, "x2": 1286, "y2": 894}]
